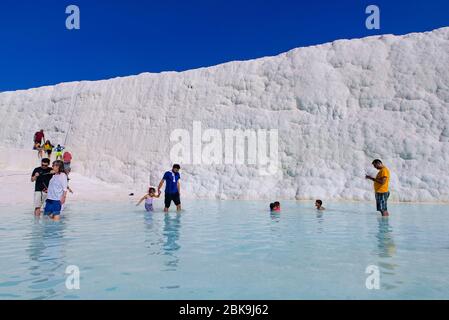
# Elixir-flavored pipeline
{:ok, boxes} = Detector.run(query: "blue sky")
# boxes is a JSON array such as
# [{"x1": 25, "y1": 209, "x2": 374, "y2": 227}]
[{"x1": 0, "y1": 0, "x2": 448, "y2": 92}]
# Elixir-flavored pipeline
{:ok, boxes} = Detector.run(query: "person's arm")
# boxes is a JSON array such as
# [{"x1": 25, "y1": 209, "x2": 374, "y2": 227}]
[
  {"x1": 177, "y1": 180, "x2": 181, "y2": 195},
  {"x1": 136, "y1": 194, "x2": 147, "y2": 206},
  {"x1": 61, "y1": 191, "x2": 68, "y2": 204},
  {"x1": 31, "y1": 169, "x2": 39, "y2": 182},
  {"x1": 366, "y1": 175, "x2": 387, "y2": 185},
  {"x1": 61, "y1": 175, "x2": 68, "y2": 204},
  {"x1": 375, "y1": 176, "x2": 387, "y2": 185},
  {"x1": 154, "y1": 190, "x2": 161, "y2": 198},
  {"x1": 157, "y1": 179, "x2": 165, "y2": 193}
]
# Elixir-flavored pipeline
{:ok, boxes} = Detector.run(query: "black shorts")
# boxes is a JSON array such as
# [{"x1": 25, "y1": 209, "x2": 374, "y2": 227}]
[{"x1": 165, "y1": 192, "x2": 181, "y2": 208}]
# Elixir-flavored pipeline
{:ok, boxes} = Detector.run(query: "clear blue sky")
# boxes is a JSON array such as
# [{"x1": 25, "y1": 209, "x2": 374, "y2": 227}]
[{"x1": 0, "y1": 0, "x2": 448, "y2": 92}]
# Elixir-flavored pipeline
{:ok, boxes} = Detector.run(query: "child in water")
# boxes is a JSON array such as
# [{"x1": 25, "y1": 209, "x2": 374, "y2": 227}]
[
  {"x1": 315, "y1": 199, "x2": 325, "y2": 211},
  {"x1": 136, "y1": 187, "x2": 161, "y2": 212},
  {"x1": 269, "y1": 201, "x2": 281, "y2": 212}
]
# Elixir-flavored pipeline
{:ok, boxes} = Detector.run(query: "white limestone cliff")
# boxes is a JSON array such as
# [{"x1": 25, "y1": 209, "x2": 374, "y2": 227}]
[{"x1": 1, "y1": 27, "x2": 448, "y2": 202}]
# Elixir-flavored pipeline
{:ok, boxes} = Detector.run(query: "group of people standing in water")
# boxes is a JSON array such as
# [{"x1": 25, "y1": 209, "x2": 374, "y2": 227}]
[
  {"x1": 268, "y1": 159, "x2": 390, "y2": 216},
  {"x1": 31, "y1": 130, "x2": 73, "y2": 220},
  {"x1": 30, "y1": 128, "x2": 391, "y2": 218},
  {"x1": 133, "y1": 159, "x2": 390, "y2": 217},
  {"x1": 136, "y1": 164, "x2": 182, "y2": 212}
]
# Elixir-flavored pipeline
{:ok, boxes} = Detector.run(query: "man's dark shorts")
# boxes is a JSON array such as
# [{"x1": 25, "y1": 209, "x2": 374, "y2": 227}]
[
  {"x1": 165, "y1": 192, "x2": 181, "y2": 208},
  {"x1": 375, "y1": 192, "x2": 390, "y2": 212}
]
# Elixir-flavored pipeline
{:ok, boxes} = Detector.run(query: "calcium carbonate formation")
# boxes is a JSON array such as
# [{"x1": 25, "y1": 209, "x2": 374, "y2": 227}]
[{"x1": 1, "y1": 27, "x2": 448, "y2": 201}]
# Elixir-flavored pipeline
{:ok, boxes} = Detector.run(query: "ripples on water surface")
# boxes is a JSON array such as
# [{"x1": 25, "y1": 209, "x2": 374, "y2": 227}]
[{"x1": 1, "y1": 200, "x2": 449, "y2": 299}]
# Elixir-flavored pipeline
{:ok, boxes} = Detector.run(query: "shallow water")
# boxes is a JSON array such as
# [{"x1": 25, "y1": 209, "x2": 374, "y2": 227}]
[{"x1": 0, "y1": 200, "x2": 448, "y2": 299}]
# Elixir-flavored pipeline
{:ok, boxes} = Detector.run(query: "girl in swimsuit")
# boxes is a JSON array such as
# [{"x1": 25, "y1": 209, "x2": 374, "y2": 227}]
[{"x1": 136, "y1": 187, "x2": 161, "y2": 212}]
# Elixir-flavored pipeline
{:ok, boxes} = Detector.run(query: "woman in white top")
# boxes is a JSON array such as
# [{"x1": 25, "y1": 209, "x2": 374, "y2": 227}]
[{"x1": 43, "y1": 160, "x2": 68, "y2": 221}]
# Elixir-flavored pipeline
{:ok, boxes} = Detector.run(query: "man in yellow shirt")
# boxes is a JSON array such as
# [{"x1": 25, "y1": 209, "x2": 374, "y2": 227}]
[{"x1": 365, "y1": 159, "x2": 391, "y2": 217}]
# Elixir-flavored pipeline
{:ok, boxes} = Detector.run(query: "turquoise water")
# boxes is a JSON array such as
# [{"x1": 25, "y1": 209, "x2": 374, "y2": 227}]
[{"x1": 1, "y1": 200, "x2": 449, "y2": 300}]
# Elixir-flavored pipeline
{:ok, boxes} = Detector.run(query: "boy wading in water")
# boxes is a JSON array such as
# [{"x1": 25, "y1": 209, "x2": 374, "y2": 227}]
[
  {"x1": 366, "y1": 159, "x2": 391, "y2": 217},
  {"x1": 158, "y1": 164, "x2": 181, "y2": 212},
  {"x1": 315, "y1": 199, "x2": 325, "y2": 211}
]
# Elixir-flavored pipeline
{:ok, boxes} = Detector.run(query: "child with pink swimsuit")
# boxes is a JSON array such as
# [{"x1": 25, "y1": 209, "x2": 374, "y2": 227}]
[{"x1": 136, "y1": 187, "x2": 161, "y2": 212}]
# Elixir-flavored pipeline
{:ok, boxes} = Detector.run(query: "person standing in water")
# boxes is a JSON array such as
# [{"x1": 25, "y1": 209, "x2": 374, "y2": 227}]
[
  {"x1": 366, "y1": 159, "x2": 391, "y2": 217},
  {"x1": 31, "y1": 158, "x2": 52, "y2": 216},
  {"x1": 158, "y1": 164, "x2": 181, "y2": 212},
  {"x1": 43, "y1": 160, "x2": 68, "y2": 221}
]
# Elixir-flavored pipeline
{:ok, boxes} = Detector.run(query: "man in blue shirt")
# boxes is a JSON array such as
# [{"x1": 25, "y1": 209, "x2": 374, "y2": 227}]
[{"x1": 158, "y1": 164, "x2": 181, "y2": 212}]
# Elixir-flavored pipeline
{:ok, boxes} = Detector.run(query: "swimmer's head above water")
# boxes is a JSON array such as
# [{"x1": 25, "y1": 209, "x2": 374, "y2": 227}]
[
  {"x1": 315, "y1": 199, "x2": 325, "y2": 210},
  {"x1": 270, "y1": 201, "x2": 281, "y2": 212}
]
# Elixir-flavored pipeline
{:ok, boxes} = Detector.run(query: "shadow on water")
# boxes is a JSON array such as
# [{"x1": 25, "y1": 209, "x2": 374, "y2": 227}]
[
  {"x1": 162, "y1": 214, "x2": 182, "y2": 271},
  {"x1": 26, "y1": 217, "x2": 68, "y2": 300}
]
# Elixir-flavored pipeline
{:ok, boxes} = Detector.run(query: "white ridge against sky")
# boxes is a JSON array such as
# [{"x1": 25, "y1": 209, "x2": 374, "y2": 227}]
[{"x1": 1, "y1": 27, "x2": 448, "y2": 202}]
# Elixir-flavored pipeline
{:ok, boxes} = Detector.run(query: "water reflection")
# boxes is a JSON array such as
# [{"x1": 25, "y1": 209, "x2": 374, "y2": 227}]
[
  {"x1": 376, "y1": 217, "x2": 396, "y2": 258},
  {"x1": 375, "y1": 217, "x2": 398, "y2": 289},
  {"x1": 142, "y1": 212, "x2": 164, "y2": 253},
  {"x1": 143, "y1": 212, "x2": 154, "y2": 230},
  {"x1": 26, "y1": 218, "x2": 67, "y2": 299},
  {"x1": 316, "y1": 211, "x2": 324, "y2": 233},
  {"x1": 162, "y1": 214, "x2": 181, "y2": 271},
  {"x1": 270, "y1": 212, "x2": 281, "y2": 223}
]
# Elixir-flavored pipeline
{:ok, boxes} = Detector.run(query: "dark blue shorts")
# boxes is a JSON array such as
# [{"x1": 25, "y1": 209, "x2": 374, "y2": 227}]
[
  {"x1": 375, "y1": 192, "x2": 390, "y2": 212},
  {"x1": 44, "y1": 199, "x2": 62, "y2": 216}
]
